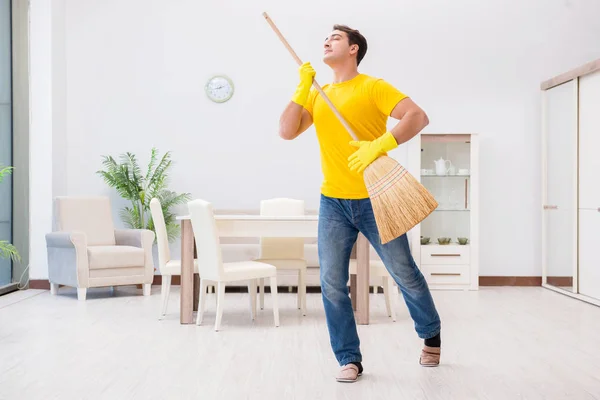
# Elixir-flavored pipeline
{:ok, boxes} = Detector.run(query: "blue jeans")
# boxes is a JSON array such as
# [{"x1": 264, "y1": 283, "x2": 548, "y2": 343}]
[{"x1": 318, "y1": 194, "x2": 441, "y2": 366}]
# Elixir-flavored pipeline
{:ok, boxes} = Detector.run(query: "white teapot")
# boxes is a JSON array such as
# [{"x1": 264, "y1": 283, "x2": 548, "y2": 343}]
[{"x1": 434, "y1": 157, "x2": 452, "y2": 176}]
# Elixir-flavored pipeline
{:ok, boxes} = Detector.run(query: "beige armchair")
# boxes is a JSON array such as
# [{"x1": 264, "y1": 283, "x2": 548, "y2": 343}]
[{"x1": 45, "y1": 196, "x2": 155, "y2": 300}]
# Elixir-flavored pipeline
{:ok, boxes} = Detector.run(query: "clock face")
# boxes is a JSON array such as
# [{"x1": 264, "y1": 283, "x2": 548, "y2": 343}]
[{"x1": 205, "y1": 75, "x2": 234, "y2": 103}]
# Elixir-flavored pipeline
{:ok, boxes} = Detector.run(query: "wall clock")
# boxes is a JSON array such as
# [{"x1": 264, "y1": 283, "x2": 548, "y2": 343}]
[{"x1": 205, "y1": 75, "x2": 234, "y2": 103}]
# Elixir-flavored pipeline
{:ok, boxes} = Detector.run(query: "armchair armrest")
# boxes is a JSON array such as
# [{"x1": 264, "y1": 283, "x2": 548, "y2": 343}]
[
  {"x1": 46, "y1": 232, "x2": 85, "y2": 248},
  {"x1": 45, "y1": 231, "x2": 89, "y2": 288},
  {"x1": 114, "y1": 229, "x2": 154, "y2": 249},
  {"x1": 114, "y1": 229, "x2": 156, "y2": 281}
]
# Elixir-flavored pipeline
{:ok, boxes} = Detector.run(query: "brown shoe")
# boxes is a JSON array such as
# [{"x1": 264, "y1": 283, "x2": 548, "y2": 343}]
[
  {"x1": 336, "y1": 364, "x2": 360, "y2": 382},
  {"x1": 419, "y1": 345, "x2": 441, "y2": 367}
]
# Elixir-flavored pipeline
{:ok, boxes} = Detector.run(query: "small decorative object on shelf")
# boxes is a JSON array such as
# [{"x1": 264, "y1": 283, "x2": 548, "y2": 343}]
[
  {"x1": 437, "y1": 237, "x2": 451, "y2": 245},
  {"x1": 408, "y1": 133, "x2": 479, "y2": 290},
  {"x1": 434, "y1": 157, "x2": 452, "y2": 176}
]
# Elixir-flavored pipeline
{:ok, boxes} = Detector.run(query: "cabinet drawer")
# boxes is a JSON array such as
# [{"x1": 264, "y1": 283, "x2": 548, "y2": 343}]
[
  {"x1": 421, "y1": 264, "x2": 470, "y2": 285},
  {"x1": 421, "y1": 245, "x2": 470, "y2": 265}
]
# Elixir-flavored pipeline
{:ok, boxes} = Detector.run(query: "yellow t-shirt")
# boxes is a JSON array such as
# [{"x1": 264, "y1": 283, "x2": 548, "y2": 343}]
[{"x1": 304, "y1": 73, "x2": 408, "y2": 199}]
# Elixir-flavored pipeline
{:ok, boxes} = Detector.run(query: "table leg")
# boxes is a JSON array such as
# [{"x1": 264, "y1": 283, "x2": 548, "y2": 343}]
[
  {"x1": 180, "y1": 219, "x2": 195, "y2": 324},
  {"x1": 350, "y1": 275, "x2": 357, "y2": 310},
  {"x1": 356, "y1": 233, "x2": 370, "y2": 325},
  {"x1": 193, "y1": 274, "x2": 200, "y2": 312},
  {"x1": 193, "y1": 241, "x2": 199, "y2": 311}
]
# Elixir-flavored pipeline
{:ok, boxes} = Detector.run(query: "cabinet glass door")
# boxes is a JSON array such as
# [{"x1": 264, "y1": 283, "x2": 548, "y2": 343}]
[
  {"x1": 419, "y1": 135, "x2": 471, "y2": 245},
  {"x1": 542, "y1": 79, "x2": 578, "y2": 292}
]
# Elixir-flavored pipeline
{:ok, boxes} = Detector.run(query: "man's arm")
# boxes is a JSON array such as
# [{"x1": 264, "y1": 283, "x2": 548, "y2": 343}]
[
  {"x1": 279, "y1": 62, "x2": 316, "y2": 140},
  {"x1": 347, "y1": 86, "x2": 430, "y2": 173},
  {"x1": 387, "y1": 97, "x2": 429, "y2": 145},
  {"x1": 279, "y1": 102, "x2": 313, "y2": 140}
]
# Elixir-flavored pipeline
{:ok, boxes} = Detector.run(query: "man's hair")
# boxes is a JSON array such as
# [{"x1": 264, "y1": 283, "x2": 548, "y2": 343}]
[{"x1": 333, "y1": 24, "x2": 367, "y2": 66}]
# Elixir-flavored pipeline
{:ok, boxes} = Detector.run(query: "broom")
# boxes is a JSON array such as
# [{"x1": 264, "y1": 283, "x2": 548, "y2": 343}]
[{"x1": 263, "y1": 12, "x2": 438, "y2": 244}]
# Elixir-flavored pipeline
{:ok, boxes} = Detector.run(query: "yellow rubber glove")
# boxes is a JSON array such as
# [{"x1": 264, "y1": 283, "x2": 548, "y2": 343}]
[
  {"x1": 291, "y1": 62, "x2": 316, "y2": 107},
  {"x1": 348, "y1": 131, "x2": 398, "y2": 173}
]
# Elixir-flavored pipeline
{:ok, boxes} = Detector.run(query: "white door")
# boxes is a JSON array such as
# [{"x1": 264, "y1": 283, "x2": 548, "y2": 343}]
[
  {"x1": 579, "y1": 209, "x2": 600, "y2": 300},
  {"x1": 578, "y1": 70, "x2": 600, "y2": 300},
  {"x1": 578, "y1": 70, "x2": 600, "y2": 209},
  {"x1": 542, "y1": 79, "x2": 578, "y2": 291}
]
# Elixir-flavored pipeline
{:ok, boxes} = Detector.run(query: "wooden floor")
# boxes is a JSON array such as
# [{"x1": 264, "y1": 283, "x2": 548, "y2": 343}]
[{"x1": 1, "y1": 285, "x2": 599, "y2": 399}]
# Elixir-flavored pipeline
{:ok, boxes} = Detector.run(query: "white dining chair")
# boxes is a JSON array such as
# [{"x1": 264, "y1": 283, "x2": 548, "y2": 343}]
[
  {"x1": 349, "y1": 259, "x2": 398, "y2": 321},
  {"x1": 151, "y1": 198, "x2": 211, "y2": 319},
  {"x1": 187, "y1": 198, "x2": 280, "y2": 331},
  {"x1": 253, "y1": 198, "x2": 307, "y2": 316}
]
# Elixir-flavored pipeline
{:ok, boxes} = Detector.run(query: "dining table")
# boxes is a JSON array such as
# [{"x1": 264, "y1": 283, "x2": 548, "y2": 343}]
[{"x1": 176, "y1": 213, "x2": 372, "y2": 325}]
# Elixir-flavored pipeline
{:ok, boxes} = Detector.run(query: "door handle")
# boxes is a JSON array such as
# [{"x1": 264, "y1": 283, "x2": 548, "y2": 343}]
[{"x1": 543, "y1": 205, "x2": 558, "y2": 210}]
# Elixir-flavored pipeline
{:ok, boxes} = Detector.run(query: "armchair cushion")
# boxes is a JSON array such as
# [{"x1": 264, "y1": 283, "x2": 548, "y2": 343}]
[{"x1": 87, "y1": 246, "x2": 145, "y2": 270}]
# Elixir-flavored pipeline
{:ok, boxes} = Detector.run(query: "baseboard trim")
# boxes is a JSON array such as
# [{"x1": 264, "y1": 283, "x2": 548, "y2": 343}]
[
  {"x1": 546, "y1": 277, "x2": 573, "y2": 287},
  {"x1": 478, "y1": 276, "x2": 542, "y2": 286},
  {"x1": 29, "y1": 280, "x2": 50, "y2": 290},
  {"x1": 29, "y1": 276, "x2": 548, "y2": 291}
]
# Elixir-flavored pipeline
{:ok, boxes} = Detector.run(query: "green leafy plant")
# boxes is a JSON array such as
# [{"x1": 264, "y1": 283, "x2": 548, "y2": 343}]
[
  {"x1": 0, "y1": 166, "x2": 21, "y2": 262},
  {"x1": 96, "y1": 148, "x2": 191, "y2": 242}
]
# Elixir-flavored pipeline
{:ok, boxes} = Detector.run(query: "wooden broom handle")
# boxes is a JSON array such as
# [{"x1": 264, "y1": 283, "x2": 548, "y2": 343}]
[{"x1": 262, "y1": 12, "x2": 359, "y2": 141}]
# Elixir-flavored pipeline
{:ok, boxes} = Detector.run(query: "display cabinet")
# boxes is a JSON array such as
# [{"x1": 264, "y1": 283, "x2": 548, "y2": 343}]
[{"x1": 407, "y1": 133, "x2": 479, "y2": 290}]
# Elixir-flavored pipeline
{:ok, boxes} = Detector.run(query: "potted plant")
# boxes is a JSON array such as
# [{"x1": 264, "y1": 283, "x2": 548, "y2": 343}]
[
  {"x1": 96, "y1": 148, "x2": 191, "y2": 243},
  {"x1": 0, "y1": 166, "x2": 20, "y2": 262}
]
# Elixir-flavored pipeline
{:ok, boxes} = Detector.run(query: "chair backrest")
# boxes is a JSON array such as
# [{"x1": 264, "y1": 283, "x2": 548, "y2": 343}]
[
  {"x1": 149, "y1": 198, "x2": 170, "y2": 268},
  {"x1": 54, "y1": 196, "x2": 116, "y2": 246},
  {"x1": 259, "y1": 198, "x2": 305, "y2": 260},
  {"x1": 187, "y1": 199, "x2": 224, "y2": 281}
]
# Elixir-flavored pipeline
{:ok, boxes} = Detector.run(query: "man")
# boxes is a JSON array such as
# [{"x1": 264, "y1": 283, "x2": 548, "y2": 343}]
[{"x1": 278, "y1": 24, "x2": 441, "y2": 382}]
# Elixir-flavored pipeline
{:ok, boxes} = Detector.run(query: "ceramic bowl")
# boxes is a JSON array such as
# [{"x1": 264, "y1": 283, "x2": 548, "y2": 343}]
[
  {"x1": 421, "y1": 236, "x2": 430, "y2": 245},
  {"x1": 457, "y1": 237, "x2": 469, "y2": 245},
  {"x1": 437, "y1": 237, "x2": 451, "y2": 245}
]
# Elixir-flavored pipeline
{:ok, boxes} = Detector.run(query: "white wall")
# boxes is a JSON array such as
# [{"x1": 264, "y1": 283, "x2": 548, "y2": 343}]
[
  {"x1": 31, "y1": 0, "x2": 600, "y2": 279},
  {"x1": 52, "y1": 0, "x2": 67, "y2": 198}
]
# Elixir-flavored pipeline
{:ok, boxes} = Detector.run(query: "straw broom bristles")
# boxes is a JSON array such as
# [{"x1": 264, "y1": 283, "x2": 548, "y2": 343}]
[{"x1": 364, "y1": 156, "x2": 438, "y2": 244}]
